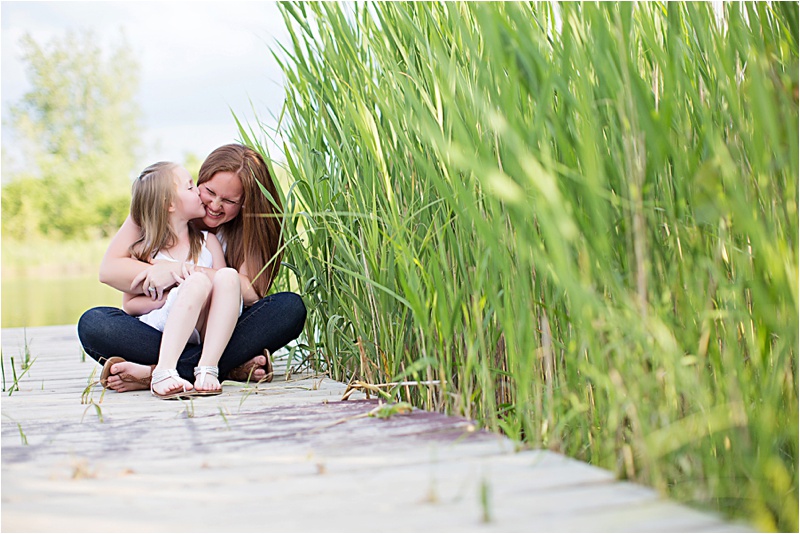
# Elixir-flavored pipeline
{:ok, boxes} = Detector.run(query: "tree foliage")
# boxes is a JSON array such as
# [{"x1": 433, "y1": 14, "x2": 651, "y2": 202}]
[{"x1": 2, "y1": 30, "x2": 141, "y2": 239}]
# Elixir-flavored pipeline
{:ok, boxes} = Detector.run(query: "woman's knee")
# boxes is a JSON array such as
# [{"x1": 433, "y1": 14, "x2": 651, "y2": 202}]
[
  {"x1": 78, "y1": 307, "x2": 120, "y2": 341},
  {"x1": 281, "y1": 292, "x2": 307, "y2": 336},
  {"x1": 77, "y1": 307, "x2": 128, "y2": 363}
]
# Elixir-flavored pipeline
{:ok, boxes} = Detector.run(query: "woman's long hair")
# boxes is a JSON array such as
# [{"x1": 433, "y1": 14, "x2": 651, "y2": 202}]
[
  {"x1": 129, "y1": 162, "x2": 203, "y2": 264},
  {"x1": 197, "y1": 145, "x2": 283, "y2": 298}
]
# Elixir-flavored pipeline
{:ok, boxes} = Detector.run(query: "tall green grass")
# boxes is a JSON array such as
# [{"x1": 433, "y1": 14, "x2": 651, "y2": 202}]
[{"x1": 250, "y1": 2, "x2": 797, "y2": 530}]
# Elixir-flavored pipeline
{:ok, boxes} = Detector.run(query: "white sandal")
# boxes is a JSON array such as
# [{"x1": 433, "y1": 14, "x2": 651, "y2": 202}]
[
  {"x1": 151, "y1": 368, "x2": 193, "y2": 400},
  {"x1": 193, "y1": 366, "x2": 223, "y2": 396}
]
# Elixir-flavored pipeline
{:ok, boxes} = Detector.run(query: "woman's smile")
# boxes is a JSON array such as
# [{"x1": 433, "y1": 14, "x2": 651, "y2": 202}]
[
  {"x1": 205, "y1": 206, "x2": 225, "y2": 219},
  {"x1": 199, "y1": 171, "x2": 244, "y2": 227}
]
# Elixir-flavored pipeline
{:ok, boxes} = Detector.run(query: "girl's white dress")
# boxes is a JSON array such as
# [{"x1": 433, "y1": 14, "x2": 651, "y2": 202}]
[{"x1": 138, "y1": 231, "x2": 214, "y2": 345}]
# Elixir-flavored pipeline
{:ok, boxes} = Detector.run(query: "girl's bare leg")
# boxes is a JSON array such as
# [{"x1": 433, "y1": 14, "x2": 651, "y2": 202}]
[
  {"x1": 153, "y1": 273, "x2": 211, "y2": 396},
  {"x1": 195, "y1": 268, "x2": 240, "y2": 392}
]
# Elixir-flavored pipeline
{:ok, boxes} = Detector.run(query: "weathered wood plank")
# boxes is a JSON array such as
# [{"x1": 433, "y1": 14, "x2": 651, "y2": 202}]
[{"x1": 1, "y1": 325, "x2": 753, "y2": 532}]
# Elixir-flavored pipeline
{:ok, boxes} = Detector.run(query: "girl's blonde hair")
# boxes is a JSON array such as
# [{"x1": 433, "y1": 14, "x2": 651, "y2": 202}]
[
  {"x1": 129, "y1": 162, "x2": 203, "y2": 264},
  {"x1": 198, "y1": 145, "x2": 283, "y2": 298}
]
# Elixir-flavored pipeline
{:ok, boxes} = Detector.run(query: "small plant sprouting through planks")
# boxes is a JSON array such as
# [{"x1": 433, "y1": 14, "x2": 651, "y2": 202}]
[
  {"x1": 304, "y1": 401, "x2": 413, "y2": 435},
  {"x1": 4, "y1": 331, "x2": 38, "y2": 396},
  {"x1": 7, "y1": 356, "x2": 35, "y2": 396},
  {"x1": 480, "y1": 476, "x2": 492, "y2": 523},
  {"x1": 81, "y1": 368, "x2": 105, "y2": 405},
  {"x1": 422, "y1": 449, "x2": 440, "y2": 504},
  {"x1": 17, "y1": 423, "x2": 28, "y2": 446},
  {"x1": 369, "y1": 401, "x2": 413, "y2": 419},
  {"x1": 237, "y1": 383, "x2": 263, "y2": 412},
  {"x1": 218, "y1": 406, "x2": 231, "y2": 430},
  {"x1": 8, "y1": 357, "x2": 19, "y2": 395},
  {"x1": 2, "y1": 414, "x2": 29, "y2": 445},
  {"x1": 1, "y1": 349, "x2": 6, "y2": 393},
  {"x1": 21, "y1": 329, "x2": 34, "y2": 371},
  {"x1": 179, "y1": 397, "x2": 195, "y2": 418},
  {"x1": 81, "y1": 400, "x2": 104, "y2": 423}
]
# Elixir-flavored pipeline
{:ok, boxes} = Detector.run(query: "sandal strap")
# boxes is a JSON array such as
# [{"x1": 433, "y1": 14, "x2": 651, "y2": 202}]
[
  {"x1": 194, "y1": 366, "x2": 219, "y2": 387},
  {"x1": 151, "y1": 368, "x2": 188, "y2": 393},
  {"x1": 194, "y1": 366, "x2": 219, "y2": 378}
]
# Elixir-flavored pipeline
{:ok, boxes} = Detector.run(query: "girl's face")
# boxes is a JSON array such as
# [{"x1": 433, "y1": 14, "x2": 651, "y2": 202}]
[
  {"x1": 173, "y1": 167, "x2": 206, "y2": 220},
  {"x1": 198, "y1": 171, "x2": 244, "y2": 228}
]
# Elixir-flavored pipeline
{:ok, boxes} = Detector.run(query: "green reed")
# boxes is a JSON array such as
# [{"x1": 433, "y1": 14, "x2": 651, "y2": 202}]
[{"x1": 251, "y1": 2, "x2": 797, "y2": 530}]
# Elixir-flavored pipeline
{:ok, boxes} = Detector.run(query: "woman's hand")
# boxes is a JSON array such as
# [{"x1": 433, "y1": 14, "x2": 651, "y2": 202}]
[{"x1": 130, "y1": 261, "x2": 181, "y2": 300}]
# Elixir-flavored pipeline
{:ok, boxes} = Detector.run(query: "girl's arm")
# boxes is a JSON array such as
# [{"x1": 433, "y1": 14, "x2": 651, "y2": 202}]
[
  {"x1": 122, "y1": 292, "x2": 166, "y2": 316},
  {"x1": 101, "y1": 216, "x2": 183, "y2": 299},
  {"x1": 137, "y1": 231, "x2": 259, "y2": 307}
]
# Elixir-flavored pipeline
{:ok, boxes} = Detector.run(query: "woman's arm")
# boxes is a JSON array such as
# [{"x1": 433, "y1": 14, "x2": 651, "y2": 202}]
[
  {"x1": 99, "y1": 216, "x2": 150, "y2": 293},
  {"x1": 100, "y1": 216, "x2": 182, "y2": 298},
  {"x1": 235, "y1": 262, "x2": 260, "y2": 307},
  {"x1": 205, "y1": 233, "x2": 227, "y2": 271}
]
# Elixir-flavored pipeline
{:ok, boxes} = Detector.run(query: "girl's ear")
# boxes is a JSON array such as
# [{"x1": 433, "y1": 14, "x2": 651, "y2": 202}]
[{"x1": 168, "y1": 200, "x2": 176, "y2": 213}]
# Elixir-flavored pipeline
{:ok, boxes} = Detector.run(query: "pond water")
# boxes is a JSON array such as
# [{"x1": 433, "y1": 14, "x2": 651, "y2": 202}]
[{"x1": 2, "y1": 275, "x2": 122, "y2": 328}]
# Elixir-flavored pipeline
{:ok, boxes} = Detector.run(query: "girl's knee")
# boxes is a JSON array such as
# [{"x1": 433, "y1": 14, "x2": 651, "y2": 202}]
[
  {"x1": 214, "y1": 267, "x2": 240, "y2": 291},
  {"x1": 182, "y1": 272, "x2": 212, "y2": 299}
]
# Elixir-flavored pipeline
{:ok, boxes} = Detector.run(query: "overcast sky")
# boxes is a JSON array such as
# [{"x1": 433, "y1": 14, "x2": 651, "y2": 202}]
[{"x1": 1, "y1": 1, "x2": 291, "y2": 175}]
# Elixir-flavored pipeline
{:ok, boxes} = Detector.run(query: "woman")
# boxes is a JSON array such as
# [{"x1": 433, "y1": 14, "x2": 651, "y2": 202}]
[{"x1": 78, "y1": 144, "x2": 306, "y2": 390}]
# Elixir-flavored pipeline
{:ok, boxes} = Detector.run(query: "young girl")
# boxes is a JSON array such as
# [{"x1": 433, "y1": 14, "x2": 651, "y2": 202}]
[{"x1": 121, "y1": 162, "x2": 242, "y2": 399}]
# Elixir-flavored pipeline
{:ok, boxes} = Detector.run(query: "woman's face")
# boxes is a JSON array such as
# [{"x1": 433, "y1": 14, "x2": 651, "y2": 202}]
[{"x1": 198, "y1": 171, "x2": 244, "y2": 228}]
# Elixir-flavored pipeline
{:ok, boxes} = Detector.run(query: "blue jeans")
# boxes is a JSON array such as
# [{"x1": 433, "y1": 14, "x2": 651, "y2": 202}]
[{"x1": 77, "y1": 292, "x2": 307, "y2": 382}]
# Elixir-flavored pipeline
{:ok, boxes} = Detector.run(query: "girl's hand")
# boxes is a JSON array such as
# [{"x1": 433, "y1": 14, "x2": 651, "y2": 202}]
[
  {"x1": 130, "y1": 261, "x2": 180, "y2": 300},
  {"x1": 171, "y1": 263, "x2": 197, "y2": 285}
]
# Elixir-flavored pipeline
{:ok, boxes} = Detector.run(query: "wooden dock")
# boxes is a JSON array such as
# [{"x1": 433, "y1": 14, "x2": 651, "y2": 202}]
[{"x1": 1, "y1": 325, "x2": 752, "y2": 532}]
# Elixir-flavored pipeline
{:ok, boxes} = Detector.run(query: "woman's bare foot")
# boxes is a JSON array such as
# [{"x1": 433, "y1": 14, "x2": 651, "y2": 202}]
[
  {"x1": 105, "y1": 361, "x2": 155, "y2": 392},
  {"x1": 151, "y1": 368, "x2": 194, "y2": 397},
  {"x1": 228, "y1": 351, "x2": 273, "y2": 382}
]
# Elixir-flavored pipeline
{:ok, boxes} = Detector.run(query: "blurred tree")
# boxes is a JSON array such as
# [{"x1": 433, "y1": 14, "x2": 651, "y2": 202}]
[
  {"x1": 182, "y1": 152, "x2": 203, "y2": 180},
  {"x1": 2, "y1": 30, "x2": 141, "y2": 239}
]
